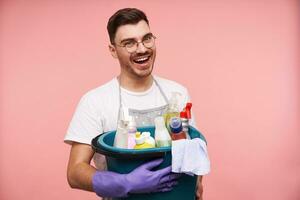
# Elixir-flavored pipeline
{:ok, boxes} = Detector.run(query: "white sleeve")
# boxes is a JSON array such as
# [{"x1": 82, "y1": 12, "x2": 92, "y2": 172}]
[{"x1": 64, "y1": 93, "x2": 103, "y2": 145}]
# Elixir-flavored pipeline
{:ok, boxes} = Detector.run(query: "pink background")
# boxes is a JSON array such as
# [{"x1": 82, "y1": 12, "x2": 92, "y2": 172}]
[{"x1": 1, "y1": 1, "x2": 299, "y2": 199}]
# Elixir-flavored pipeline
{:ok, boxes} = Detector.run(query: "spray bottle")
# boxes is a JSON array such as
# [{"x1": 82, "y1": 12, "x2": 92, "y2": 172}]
[
  {"x1": 180, "y1": 111, "x2": 190, "y2": 139},
  {"x1": 181, "y1": 102, "x2": 192, "y2": 139}
]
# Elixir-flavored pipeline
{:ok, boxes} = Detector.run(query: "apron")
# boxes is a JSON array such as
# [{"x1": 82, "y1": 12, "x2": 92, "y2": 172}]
[{"x1": 117, "y1": 77, "x2": 169, "y2": 127}]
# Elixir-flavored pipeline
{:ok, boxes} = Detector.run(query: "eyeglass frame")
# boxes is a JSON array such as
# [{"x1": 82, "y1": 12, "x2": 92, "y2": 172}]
[{"x1": 112, "y1": 33, "x2": 157, "y2": 53}]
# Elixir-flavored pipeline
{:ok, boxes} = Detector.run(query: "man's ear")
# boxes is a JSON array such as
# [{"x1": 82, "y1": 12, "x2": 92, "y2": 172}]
[{"x1": 109, "y1": 44, "x2": 118, "y2": 59}]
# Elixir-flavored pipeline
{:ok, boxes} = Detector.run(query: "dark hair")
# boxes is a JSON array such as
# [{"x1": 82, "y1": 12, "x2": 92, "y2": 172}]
[{"x1": 107, "y1": 8, "x2": 149, "y2": 44}]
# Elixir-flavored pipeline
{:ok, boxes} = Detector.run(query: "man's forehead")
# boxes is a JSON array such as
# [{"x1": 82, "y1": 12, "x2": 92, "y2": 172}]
[{"x1": 114, "y1": 20, "x2": 151, "y2": 42}]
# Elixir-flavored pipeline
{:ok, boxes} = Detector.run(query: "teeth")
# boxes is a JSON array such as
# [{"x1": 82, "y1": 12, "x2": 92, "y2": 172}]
[{"x1": 135, "y1": 56, "x2": 149, "y2": 62}]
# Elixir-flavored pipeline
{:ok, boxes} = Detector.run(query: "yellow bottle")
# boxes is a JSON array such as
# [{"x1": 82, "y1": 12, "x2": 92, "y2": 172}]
[
  {"x1": 163, "y1": 92, "x2": 181, "y2": 132},
  {"x1": 134, "y1": 132, "x2": 155, "y2": 149}
]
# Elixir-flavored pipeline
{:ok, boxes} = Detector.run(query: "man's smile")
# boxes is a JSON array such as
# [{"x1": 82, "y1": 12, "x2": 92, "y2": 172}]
[
  {"x1": 133, "y1": 55, "x2": 150, "y2": 64},
  {"x1": 131, "y1": 53, "x2": 152, "y2": 69}
]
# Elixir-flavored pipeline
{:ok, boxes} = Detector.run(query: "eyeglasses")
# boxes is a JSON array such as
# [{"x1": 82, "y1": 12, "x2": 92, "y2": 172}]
[{"x1": 114, "y1": 34, "x2": 156, "y2": 53}]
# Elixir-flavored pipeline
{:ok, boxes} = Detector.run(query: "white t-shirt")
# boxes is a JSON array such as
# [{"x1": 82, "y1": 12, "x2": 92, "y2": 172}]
[{"x1": 64, "y1": 75, "x2": 196, "y2": 168}]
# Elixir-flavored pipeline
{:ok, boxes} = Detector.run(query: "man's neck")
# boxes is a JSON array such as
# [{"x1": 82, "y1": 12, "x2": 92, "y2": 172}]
[{"x1": 118, "y1": 74, "x2": 154, "y2": 92}]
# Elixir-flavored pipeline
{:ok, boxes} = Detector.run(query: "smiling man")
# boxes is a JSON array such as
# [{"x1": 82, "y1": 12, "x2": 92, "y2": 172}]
[
  {"x1": 65, "y1": 8, "x2": 204, "y2": 199},
  {"x1": 110, "y1": 20, "x2": 155, "y2": 79}
]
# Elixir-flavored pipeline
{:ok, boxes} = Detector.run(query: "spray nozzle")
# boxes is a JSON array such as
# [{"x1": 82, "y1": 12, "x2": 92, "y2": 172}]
[{"x1": 184, "y1": 103, "x2": 192, "y2": 119}]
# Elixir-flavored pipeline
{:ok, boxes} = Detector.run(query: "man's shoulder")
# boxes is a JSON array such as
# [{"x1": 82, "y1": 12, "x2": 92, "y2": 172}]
[
  {"x1": 154, "y1": 75, "x2": 187, "y2": 92},
  {"x1": 81, "y1": 78, "x2": 118, "y2": 102}
]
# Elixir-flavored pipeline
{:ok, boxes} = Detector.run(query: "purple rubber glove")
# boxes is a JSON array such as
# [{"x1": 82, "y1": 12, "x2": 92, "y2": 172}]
[{"x1": 92, "y1": 158, "x2": 179, "y2": 198}]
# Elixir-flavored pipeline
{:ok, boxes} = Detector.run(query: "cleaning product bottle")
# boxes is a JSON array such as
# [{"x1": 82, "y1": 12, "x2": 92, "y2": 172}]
[
  {"x1": 113, "y1": 120, "x2": 128, "y2": 148},
  {"x1": 181, "y1": 102, "x2": 192, "y2": 139},
  {"x1": 141, "y1": 132, "x2": 156, "y2": 147},
  {"x1": 180, "y1": 111, "x2": 190, "y2": 139},
  {"x1": 169, "y1": 117, "x2": 186, "y2": 140},
  {"x1": 154, "y1": 116, "x2": 172, "y2": 147},
  {"x1": 134, "y1": 132, "x2": 154, "y2": 149},
  {"x1": 163, "y1": 92, "x2": 181, "y2": 132},
  {"x1": 127, "y1": 116, "x2": 137, "y2": 149},
  {"x1": 114, "y1": 107, "x2": 129, "y2": 148}
]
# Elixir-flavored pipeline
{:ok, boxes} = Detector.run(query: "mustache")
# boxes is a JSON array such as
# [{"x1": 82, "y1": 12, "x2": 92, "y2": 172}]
[{"x1": 131, "y1": 51, "x2": 152, "y2": 58}]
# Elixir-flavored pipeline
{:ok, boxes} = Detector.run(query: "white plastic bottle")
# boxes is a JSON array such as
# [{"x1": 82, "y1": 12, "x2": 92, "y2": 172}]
[
  {"x1": 154, "y1": 116, "x2": 172, "y2": 147},
  {"x1": 127, "y1": 116, "x2": 137, "y2": 149},
  {"x1": 114, "y1": 107, "x2": 129, "y2": 148},
  {"x1": 113, "y1": 120, "x2": 128, "y2": 148}
]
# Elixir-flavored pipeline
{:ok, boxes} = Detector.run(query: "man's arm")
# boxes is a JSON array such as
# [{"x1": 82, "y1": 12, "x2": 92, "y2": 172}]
[
  {"x1": 66, "y1": 142, "x2": 179, "y2": 198},
  {"x1": 196, "y1": 176, "x2": 204, "y2": 200},
  {"x1": 67, "y1": 142, "x2": 96, "y2": 192}
]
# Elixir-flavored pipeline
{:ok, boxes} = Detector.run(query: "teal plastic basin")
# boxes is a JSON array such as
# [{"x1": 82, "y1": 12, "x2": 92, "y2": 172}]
[{"x1": 91, "y1": 126, "x2": 206, "y2": 200}]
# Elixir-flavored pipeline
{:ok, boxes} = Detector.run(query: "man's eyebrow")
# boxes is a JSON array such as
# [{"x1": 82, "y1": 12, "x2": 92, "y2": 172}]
[
  {"x1": 120, "y1": 38, "x2": 135, "y2": 44},
  {"x1": 143, "y1": 33, "x2": 153, "y2": 38},
  {"x1": 120, "y1": 33, "x2": 153, "y2": 44}
]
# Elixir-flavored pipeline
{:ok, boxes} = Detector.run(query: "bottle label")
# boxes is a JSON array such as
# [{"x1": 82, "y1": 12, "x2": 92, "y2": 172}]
[{"x1": 171, "y1": 132, "x2": 186, "y2": 140}]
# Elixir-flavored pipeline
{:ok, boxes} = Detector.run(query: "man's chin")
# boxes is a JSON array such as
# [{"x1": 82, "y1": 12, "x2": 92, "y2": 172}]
[{"x1": 133, "y1": 68, "x2": 152, "y2": 78}]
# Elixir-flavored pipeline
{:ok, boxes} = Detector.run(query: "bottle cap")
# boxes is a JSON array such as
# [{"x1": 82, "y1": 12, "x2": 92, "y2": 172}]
[
  {"x1": 142, "y1": 132, "x2": 151, "y2": 138},
  {"x1": 135, "y1": 132, "x2": 141, "y2": 137},
  {"x1": 169, "y1": 117, "x2": 183, "y2": 133},
  {"x1": 180, "y1": 111, "x2": 188, "y2": 118},
  {"x1": 135, "y1": 132, "x2": 145, "y2": 145}
]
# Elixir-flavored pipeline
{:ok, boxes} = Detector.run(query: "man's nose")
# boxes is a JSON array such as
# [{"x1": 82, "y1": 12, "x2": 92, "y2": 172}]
[{"x1": 135, "y1": 42, "x2": 147, "y2": 53}]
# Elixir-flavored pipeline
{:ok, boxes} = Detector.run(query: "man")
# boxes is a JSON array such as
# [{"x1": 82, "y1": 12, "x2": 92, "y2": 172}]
[{"x1": 65, "y1": 8, "x2": 204, "y2": 199}]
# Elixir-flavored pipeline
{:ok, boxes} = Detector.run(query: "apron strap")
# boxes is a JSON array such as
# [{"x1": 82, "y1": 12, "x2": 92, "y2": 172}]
[
  {"x1": 117, "y1": 78, "x2": 122, "y2": 124},
  {"x1": 153, "y1": 78, "x2": 169, "y2": 105}
]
